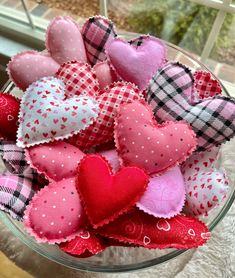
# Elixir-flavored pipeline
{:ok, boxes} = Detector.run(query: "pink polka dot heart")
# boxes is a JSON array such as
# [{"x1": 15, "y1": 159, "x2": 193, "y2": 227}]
[
  {"x1": 114, "y1": 101, "x2": 197, "y2": 175},
  {"x1": 17, "y1": 77, "x2": 99, "y2": 148}
]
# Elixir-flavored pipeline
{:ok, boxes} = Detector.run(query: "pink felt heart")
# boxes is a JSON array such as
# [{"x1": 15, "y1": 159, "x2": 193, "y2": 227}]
[
  {"x1": 24, "y1": 178, "x2": 84, "y2": 244},
  {"x1": 26, "y1": 141, "x2": 85, "y2": 182},
  {"x1": 106, "y1": 37, "x2": 166, "y2": 90},
  {"x1": 181, "y1": 148, "x2": 229, "y2": 216},
  {"x1": 17, "y1": 77, "x2": 99, "y2": 147},
  {"x1": 7, "y1": 16, "x2": 87, "y2": 90},
  {"x1": 0, "y1": 175, "x2": 35, "y2": 220},
  {"x1": 115, "y1": 101, "x2": 197, "y2": 175},
  {"x1": 137, "y1": 166, "x2": 186, "y2": 218},
  {"x1": 81, "y1": 16, "x2": 117, "y2": 66}
]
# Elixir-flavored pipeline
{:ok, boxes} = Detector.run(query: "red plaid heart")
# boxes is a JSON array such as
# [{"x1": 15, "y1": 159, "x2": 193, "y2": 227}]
[
  {"x1": 56, "y1": 61, "x2": 100, "y2": 98},
  {"x1": 194, "y1": 71, "x2": 222, "y2": 100},
  {"x1": 68, "y1": 82, "x2": 143, "y2": 150}
]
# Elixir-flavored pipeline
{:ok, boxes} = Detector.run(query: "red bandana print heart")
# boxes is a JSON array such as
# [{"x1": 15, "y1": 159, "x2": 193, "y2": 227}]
[
  {"x1": 115, "y1": 101, "x2": 197, "y2": 175},
  {"x1": 68, "y1": 82, "x2": 143, "y2": 150},
  {"x1": 96, "y1": 208, "x2": 210, "y2": 249},
  {"x1": 0, "y1": 93, "x2": 20, "y2": 141},
  {"x1": 76, "y1": 155, "x2": 149, "y2": 228},
  {"x1": 59, "y1": 229, "x2": 107, "y2": 257}
]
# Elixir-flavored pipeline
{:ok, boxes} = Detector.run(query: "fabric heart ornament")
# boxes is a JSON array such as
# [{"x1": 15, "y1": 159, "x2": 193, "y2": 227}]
[
  {"x1": 194, "y1": 71, "x2": 222, "y2": 100},
  {"x1": 0, "y1": 175, "x2": 35, "y2": 220},
  {"x1": 137, "y1": 166, "x2": 186, "y2": 218},
  {"x1": 147, "y1": 62, "x2": 235, "y2": 151},
  {"x1": 68, "y1": 82, "x2": 143, "y2": 150},
  {"x1": 7, "y1": 16, "x2": 87, "y2": 90},
  {"x1": 59, "y1": 229, "x2": 107, "y2": 257},
  {"x1": 56, "y1": 61, "x2": 100, "y2": 98},
  {"x1": 115, "y1": 101, "x2": 197, "y2": 175},
  {"x1": 25, "y1": 141, "x2": 85, "y2": 182},
  {"x1": 96, "y1": 208, "x2": 210, "y2": 249},
  {"x1": 24, "y1": 178, "x2": 84, "y2": 244},
  {"x1": 17, "y1": 77, "x2": 99, "y2": 148},
  {"x1": 0, "y1": 93, "x2": 20, "y2": 141},
  {"x1": 81, "y1": 16, "x2": 117, "y2": 66},
  {"x1": 181, "y1": 148, "x2": 229, "y2": 216},
  {"x1": 76, "y1": 154, "x2": 149, "y2": 228},
  {"x1": 106, "y1": 37, "x2": 166, "y2": 90}
]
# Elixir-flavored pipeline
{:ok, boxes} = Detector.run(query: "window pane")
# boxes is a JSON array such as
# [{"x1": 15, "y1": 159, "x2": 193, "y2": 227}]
[{"x1": 108, "y1": 0, "x2": 218, "y2": 56}]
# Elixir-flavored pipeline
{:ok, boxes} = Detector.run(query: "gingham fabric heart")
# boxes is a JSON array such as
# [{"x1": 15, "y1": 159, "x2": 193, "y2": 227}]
[
  {"x1": 56, "y1": 61, "x2": 100, "y2": 98},
  {"x1": 7, "y1": 16, "x2": 87, "y2": 91},
  {"x1": 68, "y1": 82, "x2": 143, "y2": 150},
  {"x1": 194, "y1": 71, "x2": 222, "y2": 100},
  {"x1": 17, "y1": 77, "x2": 99, "y2": 148},
  {"x1": 81, "y1": 16, "x2": 117, "y2": 66},
  {"x1": 147, "y1": 62, "x2": 235, "y2": 151}
]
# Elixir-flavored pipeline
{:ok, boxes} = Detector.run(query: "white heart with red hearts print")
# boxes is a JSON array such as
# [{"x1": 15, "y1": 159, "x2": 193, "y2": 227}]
[{"x1": 17, "y1": 77, "x2": 99, "y2": 148}]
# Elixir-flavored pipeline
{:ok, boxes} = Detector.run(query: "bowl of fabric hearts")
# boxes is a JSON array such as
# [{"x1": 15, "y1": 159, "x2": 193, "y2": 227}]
[{"x1": 0, "y1": 15, "x2": 234, "y2": 272}]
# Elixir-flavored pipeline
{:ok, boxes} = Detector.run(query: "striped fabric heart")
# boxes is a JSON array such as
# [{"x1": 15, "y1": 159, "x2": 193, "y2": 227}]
[{"x1": 147, "y1": 62, "x2": 235, "y2": 151}]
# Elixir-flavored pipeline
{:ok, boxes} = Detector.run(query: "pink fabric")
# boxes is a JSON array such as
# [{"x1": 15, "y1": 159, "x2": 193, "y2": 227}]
[
  {"x1": 26, "y1": 141, "x2": 85, "y2": 182},
  {"x1": 106, "y1": 37, "x2": 166, "y2": 90},
  {"x1": 137, "y1": 166, "x2": 186, "y2": 218},
  {"x1": 17, "y1": 77, "x2": 99, "y2": 147},
  {"x1": 115, "y1": 101, "x2": 197, "y2": 175},
  {"x1": 24, "y1": 178, "x2": 84, "y2": 244},
  {"x1": 98, "y1": 149, "x2": 121, "y2": 173},
  {"x1": 8, "y1": 16, "x2": 87, "y2": 90}
]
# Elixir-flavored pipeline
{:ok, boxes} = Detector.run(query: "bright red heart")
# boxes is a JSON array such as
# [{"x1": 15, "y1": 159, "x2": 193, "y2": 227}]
[
  {"x1": 0, "y1": 93, "x2": 20, "y2": 141},
  {"x1": 59, "y1": 229, "x2": 107, "y2": 257},
  {"x1": 76, "y1": 155, "x2": 149, "y2": 228},
  {"x1": 69, "y1": 82, "x2": 143, "y2": 150},
  {"x1": 115, "y1": 101, "x2": 197, "y2": 175},
  {"x1": 96, "y1": 208, "x2": 210, "y2": 249}
]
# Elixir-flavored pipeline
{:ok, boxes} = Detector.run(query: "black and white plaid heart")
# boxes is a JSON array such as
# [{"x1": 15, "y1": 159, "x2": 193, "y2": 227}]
[
  {"x1": 147, "y1": 62, "x2": 235, "y2": 151},
  {"x1": 81, "y1": 16, "x2": 117, "y2": 66}
]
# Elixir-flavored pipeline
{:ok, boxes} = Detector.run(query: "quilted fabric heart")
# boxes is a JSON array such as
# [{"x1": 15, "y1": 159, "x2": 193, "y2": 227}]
[
  {"x1": 106, "y1": 37, "x2": 166, "y2": 90},
  {"x1": 137, "y1": 166, "x2": 186, "y2": 218},
  {"x1": 59, "y1": 229, "x2": 107, "y2": 257},
  {"x1": 194, "y1": 71, "x2": 222, "y2": 100},
  {"x1": 68, "y1": 82, "x2": 143, "y2": 150},
  {"x1": 181, "y1": 148, "x2": 229, "y2": 216},
  {"x1": 96, "y1": 208, "x2": 210, "y2": 249},
  {"x1": 81, "y1": 16, "x2": 117, "y2": 66},
  {"x1": 26, "y1": 141, "x2": 85, "y2": 182},
  {"x1": 114, "y1": 101, "x2": 197, "y2": 175},
  {"x1": 0, "y1": 93, "x2": 20, "y2": 141},
  {"x1": 76, "y1": 154, "x2": 149, "y2": 228},
  {"x1": 147, "y1": 62, "x2": 235, "y2": 151},
  {"x1": 17, "y1": 77, "x2": 99, "y2": 148},
  {"x1": 56, "y1": 61, "x2": 100, "y2": 98},
  {"x1": 7, "y1": 16, "x2": 87, "y2": 90},
  {"x1": 0, "y1": 175, "x2": 35, "y2": 220},
  {"x1": 24, "y1": 178, "x2": 84, "y2": 244}
]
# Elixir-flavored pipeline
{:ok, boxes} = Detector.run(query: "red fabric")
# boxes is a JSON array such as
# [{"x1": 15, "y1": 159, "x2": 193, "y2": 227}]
[
  {"x1": 96, "y1": 208, "x2": 210, "y2": 249},
  {"x1": 59, "y1": 229, "x2": 106, "y2": 257},
  {"x1": 76, "y1": 155, "x2": 149, "y2": 228},
  {"x1": 0, "y1": 93, "x2": 20, "y2": 141},
  {"x1": 194, "y1": 71, "x2": 222, "y2": 100},
  {"x1": 69, "y1": 82, "x2": 143, "y2": 150}
]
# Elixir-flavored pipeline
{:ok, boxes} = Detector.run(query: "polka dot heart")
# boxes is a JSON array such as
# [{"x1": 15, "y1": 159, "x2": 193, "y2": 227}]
[{"x1": 114, "y1": 101, "x2": 197, "y2": 175}]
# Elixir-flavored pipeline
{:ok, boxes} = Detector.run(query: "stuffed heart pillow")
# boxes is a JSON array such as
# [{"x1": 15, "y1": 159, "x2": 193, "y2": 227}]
[
  {"x1": 17, "y1": 77, "x2": 99, "y2": 148},
  {"x1": 181, "y1": 148, "x2": 229, "y2": 216},
  {"x1": 115, "y1": 101, "x2": 197, "y2": 175},
  {"x1": 147, "y1": 62, "x2": 235, "y2": 151}
]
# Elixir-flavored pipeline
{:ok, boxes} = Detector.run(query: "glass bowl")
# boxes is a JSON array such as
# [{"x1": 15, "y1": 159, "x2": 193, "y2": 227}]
[{"x1": 0, "y1": 42, "x2": 234, "y2": 273}]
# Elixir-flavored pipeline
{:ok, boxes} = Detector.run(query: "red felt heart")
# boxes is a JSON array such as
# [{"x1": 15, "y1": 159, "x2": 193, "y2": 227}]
[
  {"x1": 115, "y1": 101, "x2": 197, "y2": 175},
  {"x1": 68, "y1": 82, "x2": 143, "y2": 150},
  {"x1": 96, "y1": 208, "x2": 210, "y2": 249},
  {"x1": 76, "y1": 155, "x2": 149, "y2": 228},
  {"x1": 0, "y1": 93, "x2": 20, "y2": 141}
]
